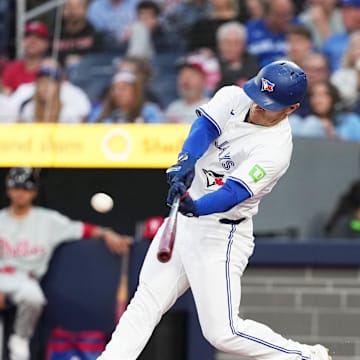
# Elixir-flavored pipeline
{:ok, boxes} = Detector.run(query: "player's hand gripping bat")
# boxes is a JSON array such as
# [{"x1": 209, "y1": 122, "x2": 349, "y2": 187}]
[{"x1": 157, "y1": 194, "x2": 181, "y2": 263}]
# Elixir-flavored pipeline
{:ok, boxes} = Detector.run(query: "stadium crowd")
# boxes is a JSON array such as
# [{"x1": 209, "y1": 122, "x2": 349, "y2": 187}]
[
  {"x1": 0, "y1": 2, "x2": 359, "y2": 360},
  {"x1": 0, "y1": 0, "x2": 359, "y2": 141}
]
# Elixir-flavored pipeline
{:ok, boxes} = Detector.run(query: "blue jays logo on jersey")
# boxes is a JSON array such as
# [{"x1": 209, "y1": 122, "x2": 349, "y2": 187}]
[
  {"x1": 203, "y1": 169, "x2": 224, "y2": 187},
  {"x1": 261, "y1": 77, "x2": 275, "y2": 92}
]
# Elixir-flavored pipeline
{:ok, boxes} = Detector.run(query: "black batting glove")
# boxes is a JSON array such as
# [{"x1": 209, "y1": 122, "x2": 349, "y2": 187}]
[
  {"x1": 179, "y1": 192, "x2": 198, "y2": 217},
  {"x1": 166, "y1": 152, "x2": 196, "y2": 188}
]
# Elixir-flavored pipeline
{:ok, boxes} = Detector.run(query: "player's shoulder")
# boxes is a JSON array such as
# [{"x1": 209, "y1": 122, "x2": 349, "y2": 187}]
[
  {"x1": 210, "y1": 85, "x2": 252, "y2": 118},
  {"x1": 218, "y1": 85, "x2": 252, "y2": 111},
  {"x1": 215, "y1": 85, "x2": 250, "y2": 102},
  {"x1": 32, "y1": 206, "x2": 66, "y2": 219}
]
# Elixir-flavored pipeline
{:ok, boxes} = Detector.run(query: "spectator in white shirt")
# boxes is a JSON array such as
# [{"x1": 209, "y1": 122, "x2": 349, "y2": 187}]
[
  {"x1": 10, "y1": 59, "x2": 91, "y2": 123},
  {"x1": 165, "y1": 56, "x2": 209, "y2": 123}
]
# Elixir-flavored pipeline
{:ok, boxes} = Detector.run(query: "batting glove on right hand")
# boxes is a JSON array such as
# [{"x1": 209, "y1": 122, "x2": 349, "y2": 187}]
[
  {"x1": 166, "y1": 152, "x2": 196, "y2": 188},
  {"x1": 166, "y1": 181, "x2": 198, "y2": 217}
]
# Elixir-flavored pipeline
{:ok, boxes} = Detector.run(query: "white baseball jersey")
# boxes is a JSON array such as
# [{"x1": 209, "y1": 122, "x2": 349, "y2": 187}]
[
  {"x1": 98, "y1": 85, "x2": 319, "y2": 360},
  {"x1": 194, "y1": 85, "x2": 293, "y2": 220},
  {"x1": 0, "y1": 207, "x2": 83, "y2": 278}
]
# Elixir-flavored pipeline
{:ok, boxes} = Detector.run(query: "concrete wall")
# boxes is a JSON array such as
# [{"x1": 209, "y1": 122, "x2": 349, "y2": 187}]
[
  {"x1": 253, "y1": 138, "x2": 360, "y2": 239},
  {"x1": 217, "y1": 266, "x2": 360, "y2": 360}
]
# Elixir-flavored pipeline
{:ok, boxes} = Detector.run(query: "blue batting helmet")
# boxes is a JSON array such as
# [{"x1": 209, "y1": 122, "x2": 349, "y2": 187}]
[{"x1": 243, "y1": 60, "x2": 307, "y2": 111}]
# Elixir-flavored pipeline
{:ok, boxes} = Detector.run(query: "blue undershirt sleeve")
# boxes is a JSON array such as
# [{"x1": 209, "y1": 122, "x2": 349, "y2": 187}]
[
  {"x1": 181, "y1": 115, "x2": 220, "y2": 159},
  {"x1": 195, "y1": 179, "x2": 252, "y2": 216}
]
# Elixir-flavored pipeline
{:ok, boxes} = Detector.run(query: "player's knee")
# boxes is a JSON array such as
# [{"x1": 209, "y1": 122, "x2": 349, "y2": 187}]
[
  {"x1": 202, "y1": 316, "x2": 249, "y2": 353},
  {"x1": 202, "y1": 326, "x2": 235, "y2": 352},
  {"x1": 13, "y1": 290, "x2": 46, "y2": 308}
]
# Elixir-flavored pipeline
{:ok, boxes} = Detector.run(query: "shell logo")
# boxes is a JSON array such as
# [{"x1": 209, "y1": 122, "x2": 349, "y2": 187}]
[{"x1": 102, "y1": 128, "x2": 133, "y2": 161}]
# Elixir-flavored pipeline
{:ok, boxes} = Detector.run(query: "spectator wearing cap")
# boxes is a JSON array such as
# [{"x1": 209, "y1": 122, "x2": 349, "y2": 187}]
[
  {"x1": 10, "y1": 57, "x2": 91, "y2": 123},
  {"x1": 214, "y1": 21, "x2": 260, "y2": 91},
  {"x1": 117, "y1": 56, "x2": 160, "y2": 105},
  {"x1": 246, "y1": 0, "x2": 298, "y2": 66},
  {"x1": 87, "y1": 70, "x2": 165, "y2": 123},
  {"x1": 165, "y1": 57, "x2": 209, "y2": 124},
  {"x1": 1, "y1": 21, "x2": 49, "y2": 94},
  {"x1": 52, "y1": 0, "x2": 106, "y2": 68},
  {"x1": 323, "y1": 0, "x2": 360, "y2": 72},
  {"x1": 18, "y1": 66, "x2": 86, "y2": 123}
]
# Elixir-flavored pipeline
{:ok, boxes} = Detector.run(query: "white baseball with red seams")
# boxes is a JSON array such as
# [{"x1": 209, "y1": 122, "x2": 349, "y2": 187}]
[{"x1": 98, "y1": 87, "x2": 330, "y2": 360}]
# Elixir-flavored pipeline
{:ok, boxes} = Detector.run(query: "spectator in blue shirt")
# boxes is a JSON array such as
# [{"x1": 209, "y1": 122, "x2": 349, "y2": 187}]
[
  {"x1": 87, "y1": 70, "x2": 164, "y2": 123},
  {"x1": 87, "y1": 0, "x2": 139, "y2": 53},
  {"x1": 322, "y1": 0, "x2": 360, "y2": 72},
  {"x1": 246, "y1": 0, "x2": 298, "y2": 66}
]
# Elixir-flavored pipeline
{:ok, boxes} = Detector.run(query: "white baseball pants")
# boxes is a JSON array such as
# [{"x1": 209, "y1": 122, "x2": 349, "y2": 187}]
[
  {"x1": 0, "y1": 272, "x2": 46, "y2": 338},
  {"x1": 98, "y1": 215, "x2": 313, "y2": 360}
]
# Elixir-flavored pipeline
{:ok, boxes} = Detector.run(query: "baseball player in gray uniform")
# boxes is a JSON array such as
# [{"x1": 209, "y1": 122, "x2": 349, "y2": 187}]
[
  {"x1": 98, "y1": 60, "x2": 331, "y2": 360},
  {"x1": 0, "y1": 167, "x2": 131, "y2": 360}
]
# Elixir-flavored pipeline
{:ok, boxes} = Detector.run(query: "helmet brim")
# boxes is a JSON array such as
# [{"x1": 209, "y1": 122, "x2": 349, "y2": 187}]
[{"x1": 243, "y1": 77, "x2": 290, "y2": 112}]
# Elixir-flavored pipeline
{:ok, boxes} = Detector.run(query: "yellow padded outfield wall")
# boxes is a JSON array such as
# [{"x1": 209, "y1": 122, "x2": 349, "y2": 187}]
[{"x1": 0, "y1": 124, "x2": 190, "y2": 168}]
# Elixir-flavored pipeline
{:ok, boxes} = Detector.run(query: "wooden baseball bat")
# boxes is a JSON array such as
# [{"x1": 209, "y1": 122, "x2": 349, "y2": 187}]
[
  {"x1": 157, "y1": 194, "x2": 181, "y2": 263},
  {"x1": 115, "y1": 252, "x2": 129, "y2": 322}
]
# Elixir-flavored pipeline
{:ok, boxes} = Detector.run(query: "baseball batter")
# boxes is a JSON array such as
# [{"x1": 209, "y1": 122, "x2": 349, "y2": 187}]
[
  {"x1": 0, "y1": 167, "x2": 131, "y2": 360},
  {"x1": 98, "y1": 61, "x2": 331, "y2": 360}
]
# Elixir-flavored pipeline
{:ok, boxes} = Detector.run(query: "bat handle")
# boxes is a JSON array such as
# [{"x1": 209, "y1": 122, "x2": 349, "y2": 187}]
[
  {"x1": 170, "y1": 193, "x2": 181, "y2": 214},
  {"x1": 157, "y1": 194, "x2": 181, "y2": 263}
]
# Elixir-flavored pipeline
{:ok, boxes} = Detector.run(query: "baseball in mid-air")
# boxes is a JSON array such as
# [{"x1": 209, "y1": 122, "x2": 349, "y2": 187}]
[{"x1": 90, "y1": 192, "x2": 114, "y2": 213}]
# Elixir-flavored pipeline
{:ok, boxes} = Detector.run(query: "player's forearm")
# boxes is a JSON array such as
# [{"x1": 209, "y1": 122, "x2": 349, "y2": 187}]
[
  {"x1": 195, "y1": 179, "x2": 251, "y2": 216},
  {"x1": 90, "y1": 226, "x2": 113, "y2": 239}
]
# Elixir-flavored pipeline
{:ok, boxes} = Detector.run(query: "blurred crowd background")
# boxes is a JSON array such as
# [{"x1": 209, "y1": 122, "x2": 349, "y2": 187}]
[
  {"x1": 0, "y1": 3, "x2": 360, "y2": 360},
  {"x1": 0, "y1": 0, "x2": 359, "y2": 142}
]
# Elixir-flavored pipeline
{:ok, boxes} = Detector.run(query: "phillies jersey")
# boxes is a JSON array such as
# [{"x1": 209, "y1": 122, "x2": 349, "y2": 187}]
[
  {"x1": 194, "y1": 85, "x2": 293, "y2": 220},
  {"x1": 0, "y1": 207, "x2": 83, "y2": 278}
]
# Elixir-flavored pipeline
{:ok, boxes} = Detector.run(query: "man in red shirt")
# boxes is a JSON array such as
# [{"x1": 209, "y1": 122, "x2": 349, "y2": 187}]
[{"x1": 1, "y1": 21, "x2": 49, "y2": 94}]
